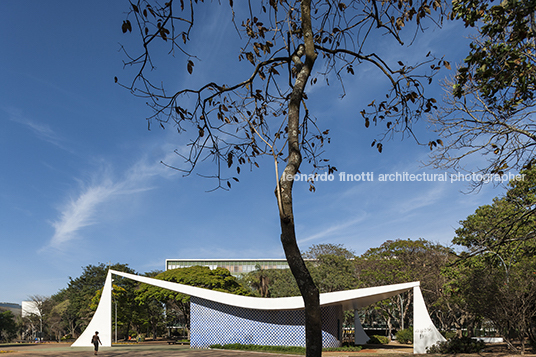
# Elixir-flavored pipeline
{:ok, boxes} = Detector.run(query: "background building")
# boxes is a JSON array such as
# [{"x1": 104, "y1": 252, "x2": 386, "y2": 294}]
[
  {"x1": 165, "y1": 259, "x2": 290, "y2": 276},
  {"x1": 21, "y1": 301, "x2": 40, "y2": 318}
]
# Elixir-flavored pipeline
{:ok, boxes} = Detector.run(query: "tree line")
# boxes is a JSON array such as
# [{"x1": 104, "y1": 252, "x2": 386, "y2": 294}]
[{"x1": 2, "y1": 167, "x2": 535, "y2": 353}]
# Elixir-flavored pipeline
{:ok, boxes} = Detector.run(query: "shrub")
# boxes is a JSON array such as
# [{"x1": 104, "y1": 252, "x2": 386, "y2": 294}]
[
  {"x1": 209, "y1": 343, "x2": 363, "y2": 354},
  {"x1": 323, "y1": 346, "x2": 363, "y2": 352},
  {"x1": 210, "y1": 344, "x2": 306, "y2": 354},
  {"x1": 426, "y1": 336, "x2": 486, "y2": 354},
  {"x1": 440, "y1": 330, "x2": 457, "y2": 340},
  {"x1": 367, "y1": 335, "x2": 390, "y2": 344},
  {"x1": 395, "y1": 327, "x2": 413, "y2": 344}
]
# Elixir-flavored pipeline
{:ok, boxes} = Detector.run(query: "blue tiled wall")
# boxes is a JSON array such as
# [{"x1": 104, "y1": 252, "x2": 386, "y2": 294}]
[{"x1": 190, "y1": 296, "x2": 342, "y2": 348}]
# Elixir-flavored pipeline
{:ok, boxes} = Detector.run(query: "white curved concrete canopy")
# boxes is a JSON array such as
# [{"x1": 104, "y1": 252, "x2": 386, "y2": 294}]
[
  {"x1": 112, "y1": 270, "x2": 419, "y2": 310},
  {"x1": 72, "y1": 269, "x2": 445, "y2": 353}
]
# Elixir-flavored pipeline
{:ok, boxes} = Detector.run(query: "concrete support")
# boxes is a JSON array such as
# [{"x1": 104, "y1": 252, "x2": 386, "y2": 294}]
[
  {"x1": 413, "y1": 286, "x2": 445, "y2": 353},
  {"x1": 354, "y1": 309, "x2": 370, "y2": 345},
  {"x1": 71, "y1": 270, "x2": 112, "y2": 347}
]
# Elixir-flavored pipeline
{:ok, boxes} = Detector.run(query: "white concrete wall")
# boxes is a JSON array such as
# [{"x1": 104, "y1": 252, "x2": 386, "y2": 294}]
[
  {"x1": 71, "y1": 270, "x2": 112, "y2": 347},
  {"x1": 413, "y1": 286, "x2": 446, "y2": 353}
]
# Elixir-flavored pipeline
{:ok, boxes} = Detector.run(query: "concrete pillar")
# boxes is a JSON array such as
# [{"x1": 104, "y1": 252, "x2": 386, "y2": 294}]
[
  {"x1": 413, "y1": 286, "x2": 445, "y2": 353},
  {"x1": 71, "y1": 270, "x2": 113, "y2": 347},
  {"x1": 354, "y1": 309, "x2": 370, "y2": 345}
]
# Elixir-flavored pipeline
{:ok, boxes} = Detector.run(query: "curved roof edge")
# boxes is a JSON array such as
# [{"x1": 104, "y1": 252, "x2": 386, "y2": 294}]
[{"x1": 111, "y1": 270, "x2": 418, "y2": 311}]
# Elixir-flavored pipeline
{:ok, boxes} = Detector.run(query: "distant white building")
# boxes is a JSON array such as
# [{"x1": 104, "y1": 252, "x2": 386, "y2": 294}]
[
  {"x1": 21, "y1": 301, "x2": 41, "y2": 318},
  {"x1": 165, "y1": 258, "x2": 290, "y2": 276}
]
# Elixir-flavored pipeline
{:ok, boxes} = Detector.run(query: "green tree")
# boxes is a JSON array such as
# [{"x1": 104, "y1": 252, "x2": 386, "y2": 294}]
[
  {"x1": 438, "y1": 263, "x2": 478, "y2": 338},
  {"x1": 0, "y1": 310, "x2": 17, "y2": 342},
  {"x1": 242, "y1": 264, "x2": 272, "y2": 298},
  {"x1": 453, "y1": 166, "x2": 536, "y2": 253},
  {"x1": 134, "y1": 270, "x2": 166, "y2": 340},
  {"x1": 450, "y1": 167, "x2": 536, "y2": 353},
  {"x1": 245, "y1": 245, "x2": 357, "y2": 297},
  {"x1": 49, "y1": 290, "x2": 78, "y2": 340},
  {"x1": 266, "y1": 268, "x2": 301, "y2": 298},
  {"x1": 304, "y1": 244, "x2": 358, "y2": 294},
  {"x1": 309, "y1": 254, "x2": 358, "y2": 293},
  {"x1": 452, "y1": 0, "x2": 536, "y2": 110},
  {"x1": 118, "y1": 1, "x2": 447, "y2": 355},
  {"x1": 114, "y1": 276, "x2": 143, "y2": 340},
  {"x1": 303, "y1": 244, "x2": 355, "y2": 260},
  {"x1": 47, "y1": 300, "x2": 69, "y2": 341},
  {"x1": 136, "y1": 266, "x2": 251, "y2": 337},
  {"x1": 448, "y1": 255, "x2": 536, "y2": 353},
  {"x1": 59, "y1": 263, "x2": 136, "y2": 338},
  {"x1": 356, "y1": 239, "x2": 452, "y2": 337}
]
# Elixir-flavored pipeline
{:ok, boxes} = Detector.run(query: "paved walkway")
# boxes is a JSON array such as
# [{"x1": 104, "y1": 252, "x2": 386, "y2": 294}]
[
  {"x1": 0, "y1": 342, "x2": 415, "y2": 356},
  {"x1": 2, "y1": 343, "x2": 262, "y2": 356}
]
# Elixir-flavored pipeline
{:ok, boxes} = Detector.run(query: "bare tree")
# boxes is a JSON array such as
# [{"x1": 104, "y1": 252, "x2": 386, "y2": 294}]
[
  {"x1": 428, "y1": 0, "x2": 536, "y2": 189},
  {"x1": 23, "y1": 295, "x2": 48, "y2": 341},
  {"x1": 118, "y1": 1, "x2": 446, "y2": 355},
  {"x1": 428, "y1": 75, "x2": 536, "y2": 190}
]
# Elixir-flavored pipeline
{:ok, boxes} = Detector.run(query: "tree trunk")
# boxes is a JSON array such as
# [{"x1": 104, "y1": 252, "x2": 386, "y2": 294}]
[
  {"x1": 387, "y1": 315, "x2": 392, "y2": 341},
  {"x1": 277, "y1": 2, "x2": 321, "y2": 357},
  {"x1": 280, "y1": 217, "x2": 322, "y2": 357}
]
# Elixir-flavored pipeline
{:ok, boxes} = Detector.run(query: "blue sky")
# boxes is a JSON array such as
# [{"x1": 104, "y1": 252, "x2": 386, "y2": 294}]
[{"x1": 1, "y1": 1, "x2": 509, "y2": 304}]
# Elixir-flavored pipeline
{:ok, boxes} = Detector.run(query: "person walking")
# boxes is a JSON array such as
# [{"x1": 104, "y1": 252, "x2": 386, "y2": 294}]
[{"x1": 91, "y1": 331, "x2": 102, "y2": 355}]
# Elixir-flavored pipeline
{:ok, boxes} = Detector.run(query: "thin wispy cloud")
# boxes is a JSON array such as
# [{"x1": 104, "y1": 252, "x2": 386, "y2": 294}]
[
  {"x1": 395, "y1": 184, "x2": 447, "y2": 214},
  {"x1": 46, "y1": 154, "x2": 181, "y2": 250},
  {"x1": 298, "y1": 215, "x2": 367, "y2": 245},
  {"x1": 6, "y1": 107, "x2": 65, "y2": 149},
  {"x1": 49, "y1": 183, "x2": 116, "y2": 247}
]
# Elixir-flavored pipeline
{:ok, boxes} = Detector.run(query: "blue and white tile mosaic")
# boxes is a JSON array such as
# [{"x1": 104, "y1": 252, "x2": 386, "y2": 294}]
[{"x1": 190, "y1": 296, "x2": 342, "y2": 348}]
